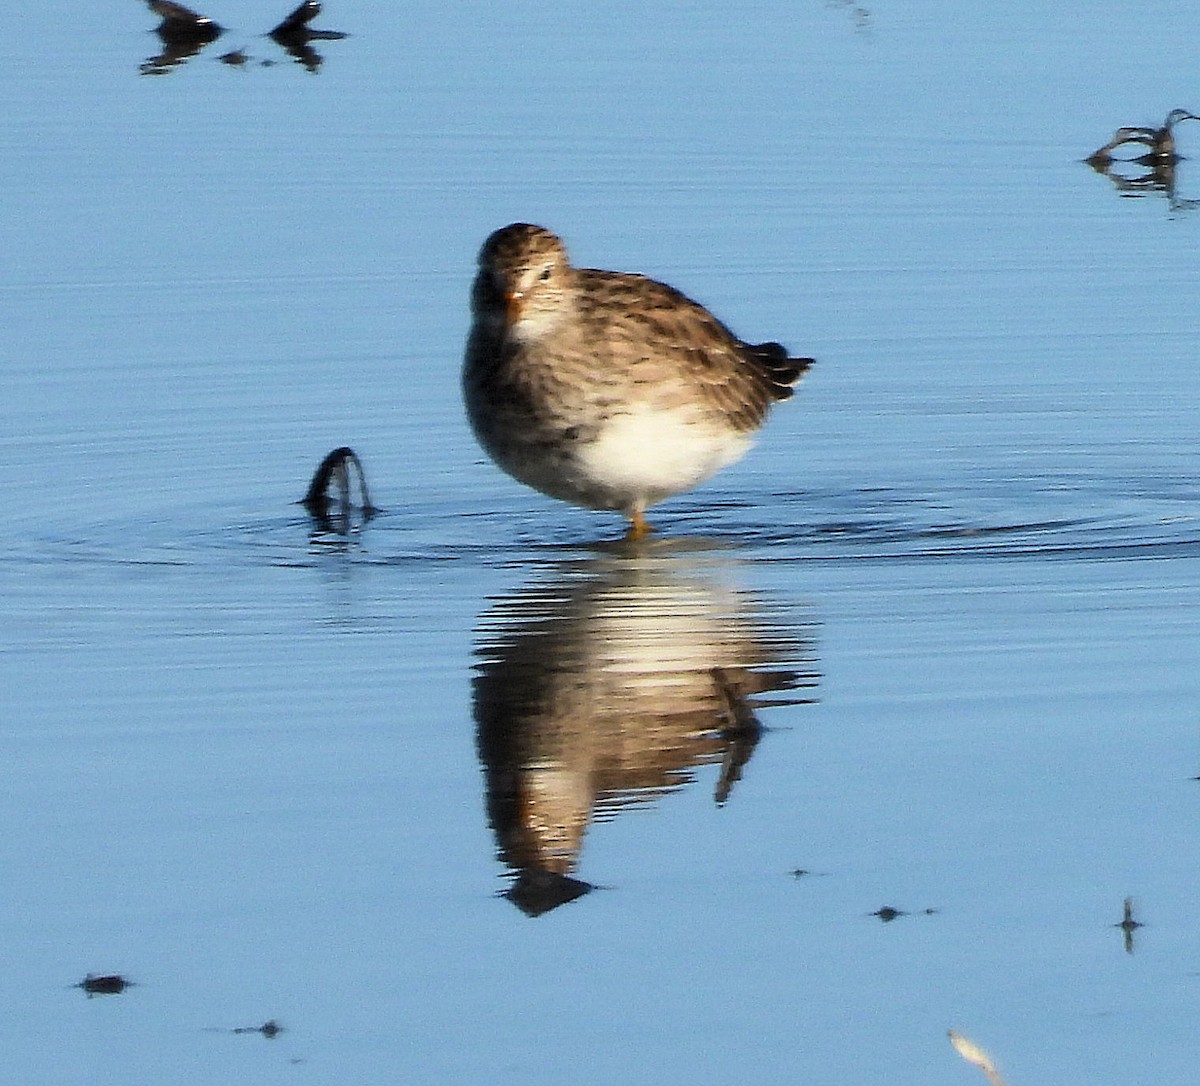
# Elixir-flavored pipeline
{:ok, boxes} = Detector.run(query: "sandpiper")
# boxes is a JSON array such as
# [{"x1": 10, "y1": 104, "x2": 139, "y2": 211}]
[{"x1": 463, "y1": 223, "x2": 813, "y2": 538}]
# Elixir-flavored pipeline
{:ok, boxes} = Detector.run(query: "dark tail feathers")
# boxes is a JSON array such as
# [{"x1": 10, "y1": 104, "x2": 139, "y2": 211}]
[{"x1": 745, "y1": 341, "x2": 814, "y2": 401}]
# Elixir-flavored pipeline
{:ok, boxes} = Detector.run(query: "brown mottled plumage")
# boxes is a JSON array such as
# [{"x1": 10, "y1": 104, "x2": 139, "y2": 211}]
[{"x1": 463, "y1": 223, "x2": 813, "y2": 538}]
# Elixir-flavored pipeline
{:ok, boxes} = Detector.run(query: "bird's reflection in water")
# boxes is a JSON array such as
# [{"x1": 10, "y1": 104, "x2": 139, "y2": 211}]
[{"x1": 473, "y1": 553, "x2": 818, "y2": 916}]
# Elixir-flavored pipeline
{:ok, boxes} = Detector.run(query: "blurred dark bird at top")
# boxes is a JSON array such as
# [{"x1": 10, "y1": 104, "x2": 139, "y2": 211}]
[
  {"x1": 1087, "y1": 108, "x2": 1200, "y2": 167},
  {"x1": 141, "y1": 0, "x2": 222, "y2": 74},
  {"x1": 271, "y1": 1, "x2": 346, "y2": 40},
  {"x1": 148, "y1": 0, "x2": 222, "y2": 43},
  {"x1": 140, "y1": 1, "x2": 348, "y2": 75},
  {"x1": 271, "y1": 1, "x2": 348, "y2": 71}
]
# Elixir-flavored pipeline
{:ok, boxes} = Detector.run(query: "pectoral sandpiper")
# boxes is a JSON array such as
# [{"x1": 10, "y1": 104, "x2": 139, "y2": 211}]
[{"x1": 463, "y1": 223, "x2": 813, "y2": 538}]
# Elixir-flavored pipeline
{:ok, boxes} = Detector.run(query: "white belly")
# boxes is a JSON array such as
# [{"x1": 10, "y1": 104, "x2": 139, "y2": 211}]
[{"x1": 575, "y1": 406, "x2": 751, "y2": 512}]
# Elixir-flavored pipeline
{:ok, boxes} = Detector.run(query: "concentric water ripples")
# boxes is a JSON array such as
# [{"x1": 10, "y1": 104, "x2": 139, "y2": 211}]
[{"x1": 12, "y1": 471, "x2": 1199, "y2": 572}]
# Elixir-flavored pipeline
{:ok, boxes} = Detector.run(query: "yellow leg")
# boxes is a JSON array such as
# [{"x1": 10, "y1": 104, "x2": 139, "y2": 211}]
[{"x1": 625, "y1": 508, "x2": 652, "y2": 541}]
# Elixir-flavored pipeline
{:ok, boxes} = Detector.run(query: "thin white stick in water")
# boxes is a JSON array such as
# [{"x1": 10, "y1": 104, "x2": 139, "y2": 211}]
[{"x1": 948, "y1": 1030, "x2": 1009, "y2": 1086}]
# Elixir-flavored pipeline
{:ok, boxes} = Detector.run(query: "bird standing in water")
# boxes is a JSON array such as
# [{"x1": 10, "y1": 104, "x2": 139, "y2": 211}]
[{"x1": 463, "y1": 223, "x2": 813, "y2": 539}]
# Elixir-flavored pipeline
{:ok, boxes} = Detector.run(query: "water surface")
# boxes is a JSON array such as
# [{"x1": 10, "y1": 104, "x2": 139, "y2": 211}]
[{"x1": 3, "y1": 3, "x2": 1200, "y2": 1084}]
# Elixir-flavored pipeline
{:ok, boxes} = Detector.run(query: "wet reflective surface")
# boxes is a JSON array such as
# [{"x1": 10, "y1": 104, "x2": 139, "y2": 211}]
[
  {"x1": 4, "y1": 2, "x2": 1200, "y2": 1084},
  {"x1": 474, "y1": 554, "x2": 817, "y2": 912}
]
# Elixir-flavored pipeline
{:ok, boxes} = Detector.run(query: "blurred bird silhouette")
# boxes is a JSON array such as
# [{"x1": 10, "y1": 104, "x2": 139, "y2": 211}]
[
  {"x1": 141, "y1": 0, "x2": 222, "y2": 74},
  {"x1": 270, "y1": 1, "x2": 348, "y2": 73},
  {"x1": 140, "y1": 0, "x2": 346, "y2": 75}
]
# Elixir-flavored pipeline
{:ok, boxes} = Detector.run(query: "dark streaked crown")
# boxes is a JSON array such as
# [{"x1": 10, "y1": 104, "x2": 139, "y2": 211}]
[{"x1": 478, "y1": 223, "x2": 569, "y2": 272}]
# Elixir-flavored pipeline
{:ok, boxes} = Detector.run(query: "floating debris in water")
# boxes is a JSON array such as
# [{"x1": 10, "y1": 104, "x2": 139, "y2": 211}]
[
  {"x1": 825, "y1": 0, "x2": 871, "y2": 30},
  {"x1": 232, "y1": 1019, "x2": 284, "y2": 1038},
  {"x1": 1085, "y1": 109, "x2": 1200, "y2": 211},
  {"x1": 788, "y1": 867, "x2": 832, "y2": 880},
  {"x1": 870, "y1": 905, "x2": 938, "y2": 922},
  {"x1": 76, "y1": 973, "x2": 132, "y2": 997},
  {"x1": 948, "y1": 1030, "x2": 1009, "y2": 1086},
  {"x1": 302, "y1": 446, "x2": 376, "y2": 538},
  {"x1": 1087, "y1": 109, "x2": 1200, "y2": 167},
  {"x1": 1114, "y1": 896, "x2": 1143, "y2": 954}
]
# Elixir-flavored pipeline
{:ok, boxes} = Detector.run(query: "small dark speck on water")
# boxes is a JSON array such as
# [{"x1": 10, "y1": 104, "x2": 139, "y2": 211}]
[
  {"x1": 76, "y1": 973, "x2": 132, "y2": 996},
  {"x1": 1115, "y1": 897, "x2": 1143, "y2": 954},
  {"x1": 871, "y1": 906, "x2": 938, "y2": 922},
  {"x1": 231, "y1": 1019, "x2": 284, "y2": 1038}
]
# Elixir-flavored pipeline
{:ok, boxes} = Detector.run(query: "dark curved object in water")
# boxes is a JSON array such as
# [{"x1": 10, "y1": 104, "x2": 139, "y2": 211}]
[
  {"x1": 302, "y1": 446, "x2": 376, "y2": 522},
  {"x1": 1085, "y1": 110, "x2": 1200, "y2": 211},
  {"x1": 1087, "y1": 108, "x2": 1200, "y2": 167}
]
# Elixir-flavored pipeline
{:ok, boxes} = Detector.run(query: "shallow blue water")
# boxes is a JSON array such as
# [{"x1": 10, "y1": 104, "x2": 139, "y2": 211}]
[{"x1": 3, "y1": 3, "x2": 1200, "y2": 1085}]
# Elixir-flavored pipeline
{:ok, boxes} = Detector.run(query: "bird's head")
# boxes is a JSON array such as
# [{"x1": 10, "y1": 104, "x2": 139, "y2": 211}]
[{"x1": 474, "y1": 223, "x2": 574, "y2": 339}]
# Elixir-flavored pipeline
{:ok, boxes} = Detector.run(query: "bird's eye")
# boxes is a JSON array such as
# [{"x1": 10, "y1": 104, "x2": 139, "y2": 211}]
[{"x1": 538, "y1": 266, "x2": 553, "y2": 282}]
